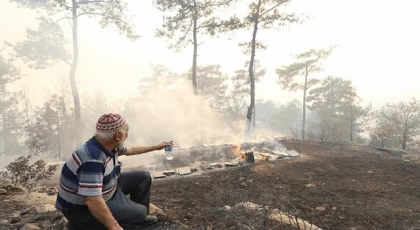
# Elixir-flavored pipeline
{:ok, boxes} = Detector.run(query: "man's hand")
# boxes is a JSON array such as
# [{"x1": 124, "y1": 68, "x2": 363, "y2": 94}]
[
  {"x1": 85, "y1": 196, "x2": 122, "y2": 230},
  {"x1": 156, "y1": 141, "x2": 173, "y2": 150}
]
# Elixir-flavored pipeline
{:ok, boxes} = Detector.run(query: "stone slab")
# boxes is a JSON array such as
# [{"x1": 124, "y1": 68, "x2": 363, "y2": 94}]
[{"x1": 177, "y1": 167, "x2": 192, "y2": 175}]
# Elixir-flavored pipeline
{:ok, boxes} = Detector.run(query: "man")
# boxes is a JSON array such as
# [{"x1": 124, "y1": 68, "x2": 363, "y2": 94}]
[{"x1": 55, "y1": 113, "x2": 172, "y2": 230}]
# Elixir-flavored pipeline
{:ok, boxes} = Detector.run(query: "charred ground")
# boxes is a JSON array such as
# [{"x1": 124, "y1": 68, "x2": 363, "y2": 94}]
[{"x1": 1, "y1": 141, "x2": 420, "y2": 229}]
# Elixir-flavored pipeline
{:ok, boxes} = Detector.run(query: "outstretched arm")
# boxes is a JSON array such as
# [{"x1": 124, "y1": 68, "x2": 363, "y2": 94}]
[{"x1": 120, "y1": 141, "x2": 173, "y2": 156}]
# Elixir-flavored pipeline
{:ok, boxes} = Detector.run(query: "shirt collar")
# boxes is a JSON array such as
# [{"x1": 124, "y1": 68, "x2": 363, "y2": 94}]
[{"x1": 88, "y1": 136, "x2": 117, "y2": 157}]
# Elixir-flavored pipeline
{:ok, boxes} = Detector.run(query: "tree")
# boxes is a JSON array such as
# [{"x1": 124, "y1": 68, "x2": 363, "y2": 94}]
[
  {"x1": 369, "y1": 118, "x2": 396, "y2": 148},
  {"x1": 307, "y1": 76, "x2": 368, "y2": 142},
  {"x1": 153, "y1": 0, "x2": 236, "y2": 95},
  {"x1": 27, "y1": 94, "x2": 75, "y2": 158},
  {"x1": 0, "y1": 53, "x2": 25, "y2": 155},
  {"x1": 236, "y1": 0, "x2": 301, "y2": 137},
  {"x1": 375, "y1": 99, "x2": 420, "y2": 150},
  {"x1": 269, "y1": 99, "x2": 302, "y2": 138},
  {"x1": 9, "y1": 0, "x2": 138, "y2": 144},
  {"x1": 276, "y1": 47, "x2": 334, "y2": 140}
]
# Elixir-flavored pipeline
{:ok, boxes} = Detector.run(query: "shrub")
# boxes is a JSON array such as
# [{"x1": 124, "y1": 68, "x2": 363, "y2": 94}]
[{"x1": 2, "y1": 155, "x2": 59, "y2": 191}]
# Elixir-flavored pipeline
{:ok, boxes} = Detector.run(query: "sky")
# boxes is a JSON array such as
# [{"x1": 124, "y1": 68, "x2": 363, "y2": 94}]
[{"x1": 1, "y1": 0, "x2": 420, "y2": 110}]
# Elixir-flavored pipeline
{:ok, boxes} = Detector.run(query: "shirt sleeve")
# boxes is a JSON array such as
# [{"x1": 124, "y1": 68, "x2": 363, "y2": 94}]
[{"x1": 77, "y1": 161, "x2": 104, "y2": 196}]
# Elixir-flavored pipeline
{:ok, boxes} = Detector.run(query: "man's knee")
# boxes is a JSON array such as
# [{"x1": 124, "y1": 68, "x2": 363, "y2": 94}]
[
  {"x1": 125, "y1": 170, "x2": 152, "y2": 185},
  {"x1": 135, "y1": 170, "x2": 152, "y2": 183}
]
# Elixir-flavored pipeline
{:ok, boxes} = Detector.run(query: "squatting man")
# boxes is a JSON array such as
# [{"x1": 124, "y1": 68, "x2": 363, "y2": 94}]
[{"x1": 55, "y1": 113, "x2": 173, "y2": 230}]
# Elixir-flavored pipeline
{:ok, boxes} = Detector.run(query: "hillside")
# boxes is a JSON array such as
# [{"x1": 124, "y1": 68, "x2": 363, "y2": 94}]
[{"x1": 1, "y1": 141, "x2": 420, "y2": 229}]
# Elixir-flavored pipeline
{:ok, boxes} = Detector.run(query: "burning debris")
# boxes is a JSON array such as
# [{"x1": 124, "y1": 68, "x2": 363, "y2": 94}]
[{"x1": 152, "y1": 139, "x2": 300, "y2": 180}]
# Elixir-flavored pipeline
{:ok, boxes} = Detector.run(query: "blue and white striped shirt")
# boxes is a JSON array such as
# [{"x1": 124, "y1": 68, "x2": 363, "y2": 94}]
[{"x1": 55, "y1": 137, "x2": 126, "y2": 211}]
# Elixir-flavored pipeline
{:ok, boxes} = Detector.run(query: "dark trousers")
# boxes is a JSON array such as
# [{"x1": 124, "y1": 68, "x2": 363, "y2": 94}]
[{"x1": 63, "y1": 171, "x2": 152, "y2": 230}]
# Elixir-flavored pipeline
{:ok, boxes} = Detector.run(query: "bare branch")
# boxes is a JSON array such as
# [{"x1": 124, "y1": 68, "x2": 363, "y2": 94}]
[
  {"x1": 55, "y1": 16, "x2": 73, "y2": 24},
  {"x1": 77, "y1": 12, "x2": 107, "y2": 18},
  {"x1": 259, "y1": 0, "x2": 289, "y2": 17},
  {"x1": 175, "y1": 18, "x2": 194, "y2": 46},
  {"x1": 61, "y1": 58, "x2": 71, "y2": 66}
]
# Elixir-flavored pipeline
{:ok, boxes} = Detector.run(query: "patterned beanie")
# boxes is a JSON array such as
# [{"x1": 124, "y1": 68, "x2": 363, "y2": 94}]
[{"x1": 96, "y1": 113, "x2": 126, "y2": 133}]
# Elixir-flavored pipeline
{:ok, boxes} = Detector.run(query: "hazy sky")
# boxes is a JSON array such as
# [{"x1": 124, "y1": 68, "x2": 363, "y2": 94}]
[{"x1": 1, "y1": 0, "x2": 420, "y2": 109}]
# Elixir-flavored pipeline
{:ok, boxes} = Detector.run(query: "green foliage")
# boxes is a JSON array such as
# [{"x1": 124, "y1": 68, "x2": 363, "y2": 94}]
[
  {"x1": 10, "y1": 0, "x2": 139, "y2": 40},
  {"x1": 153, "y1": 0, "x2": 237, "y2": 50},
  {"x1": 0, "y1": 53, "x2": 25, "y2": 155},
  {"x1": 27, "y1": 94, "x2": 75, "y2": 158},
  {"x1": 7, "y1": 17, "x2": 71, "y2": 69},
  {"x1": 306, "y1": 76, "x2": 369, "y2": 142},
  {"x1": 269, "y1": 99, "x2": 302, "y2": 135},
  {"x1": 3, "y1": 155, "x2": 58, "y2": 191},
  {"x1": 276, "y1": 47, "x2": 335, "y2": 91}
]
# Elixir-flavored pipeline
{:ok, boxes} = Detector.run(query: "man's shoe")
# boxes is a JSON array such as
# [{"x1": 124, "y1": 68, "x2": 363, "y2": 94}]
[{"x1": 138, "y1": 215, "x2": 158, "y2": 226}]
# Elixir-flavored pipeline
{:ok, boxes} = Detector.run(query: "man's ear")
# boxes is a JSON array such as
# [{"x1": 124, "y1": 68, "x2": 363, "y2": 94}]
[{"x1": 115, "y1": 131, "x2": 122, "y2": 141}]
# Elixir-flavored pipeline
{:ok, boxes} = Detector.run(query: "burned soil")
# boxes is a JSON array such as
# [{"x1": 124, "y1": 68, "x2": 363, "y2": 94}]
[
  {"x1": 1, "y1": 141, "x2": 420, "y2": 229},
  {"x1": 151, "y1": 141, "x2": 420, "y2": 229}
]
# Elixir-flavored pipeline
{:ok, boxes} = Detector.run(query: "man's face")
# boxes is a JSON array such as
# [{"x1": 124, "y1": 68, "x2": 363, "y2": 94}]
[{"x1": 115, "y1": 123, "x2": 129, "y2": 148}]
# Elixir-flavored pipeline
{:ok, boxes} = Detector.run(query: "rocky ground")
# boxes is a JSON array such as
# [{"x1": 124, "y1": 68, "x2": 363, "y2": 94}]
[{"x1": 2, "y1": 140, "x2": 420, "y2": 229}]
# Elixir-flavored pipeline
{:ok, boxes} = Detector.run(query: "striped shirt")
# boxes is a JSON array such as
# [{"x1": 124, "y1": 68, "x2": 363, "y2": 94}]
[{"x1": 55, "y1": 137, "x2": 127, "y2": 211}]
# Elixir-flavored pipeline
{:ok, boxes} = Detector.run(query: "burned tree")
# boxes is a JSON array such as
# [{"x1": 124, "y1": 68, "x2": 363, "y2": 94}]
[
  {"x1": 9, "y1": 0, "x2": 138, "y2": 144},
  {"x1": 153, "y1": 0, "x2": 237, "y2": 96},
  {"x1": 276, "y1": 47, "x2": 334, "y2": 140}
]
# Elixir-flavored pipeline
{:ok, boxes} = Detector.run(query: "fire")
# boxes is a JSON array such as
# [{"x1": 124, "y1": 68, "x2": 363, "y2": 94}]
[{"x1": 231, "y1": 144, "x2": 247, "y2": 161}]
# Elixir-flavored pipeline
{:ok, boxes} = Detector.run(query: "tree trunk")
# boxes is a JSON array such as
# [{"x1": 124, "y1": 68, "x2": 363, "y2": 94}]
[
  {"x1": 350, "y1": 103, "x2": 353, "y2": 142},
  {"x1": 402, "y1": 121, "x2": 408, "y2": 150},
  {"x1": 192, "y1": 0, "x2": 198, "y2": 96},
  {"x1": 23, "y1": 87, "x2": 31, "y2": 138},
  {"x1": 394, "y1": 134, "x2": 397, "y2": 148},
  {"x1": 70, "y1": 0, "x2": 81, "y2": 145},
  {"x1": 56, "y1": 110, "x2": 61, "y2": 159},
  {"x1": 302, "y1": 66, "x2": 308, "y2": 141},
  {"x1": 253, "y1": 105, "x2": 256, "y2": 133},
  {"x1": 246, "y1": 3, "x2": 261, "y2": 136}
]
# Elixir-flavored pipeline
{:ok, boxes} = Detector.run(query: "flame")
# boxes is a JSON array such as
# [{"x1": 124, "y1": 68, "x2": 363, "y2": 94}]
[{"x1": 231, "y1": 144, "x2": 247, "y2": 161}]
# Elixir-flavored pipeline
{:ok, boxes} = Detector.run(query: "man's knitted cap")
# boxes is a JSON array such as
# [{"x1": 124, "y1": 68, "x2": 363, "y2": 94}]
[{"x1": 96, "y1": 113, "x2": 126, "y2": 133}]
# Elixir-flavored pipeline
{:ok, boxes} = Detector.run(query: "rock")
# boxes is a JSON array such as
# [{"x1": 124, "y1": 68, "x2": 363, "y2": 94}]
[
  {"x1": 287, "y1": 149, "x2": 300, "y2": 157},
  {"x1": 0, "y1": 219, "x2": 8, "y2": 224},
  {"x1": 20, "y1": 223, "x2": 41, "y2": 230},
  {"x1": 4, "y1": 185, "x2": 25, "y2": 193},
  {"x1": 153, "y1": 172, "x2": 166, "y2": 179},
  {"x1": 35, "y1": 204, "x2": 56, "y2": 213},
  {"x1": 315, "y1": 207, "x2": 326, "y2": 211},
  {"x1": 306, "y1": 184, "x2": 316, "y2": 188},
  {"x1": 0, "y1": 189, "x2": 6, "y2": 195},
  {"x1": 21, "y1": 207, "x2": 36, "y2": 216},
  {"x1": 162, "y1": 170, "x2": 176, "y2": 176},
  {"x1": 10, "y1": 216, "x2": 22, "y2": 224},
  {"x1": 210, "y1": 163, "x2": 222, "y2": 168},
  {"x1": 177, "y1": 167, "x2": 191, "y2": 175},
  {"x1": 55, "y1": 216, "x2": 68, "y2": 229},
  {"x1": 224, "y1": 205, "x2": 231, "y2": 210}
]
